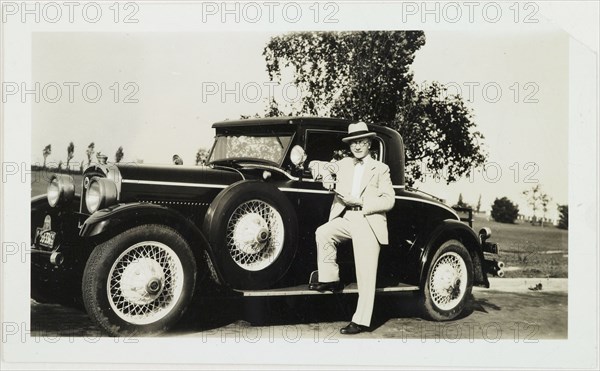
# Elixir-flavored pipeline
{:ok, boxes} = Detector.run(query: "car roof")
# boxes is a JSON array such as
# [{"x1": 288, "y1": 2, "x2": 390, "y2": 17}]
[
  {"x1": 212, "y1": 116, "x2": 352, "y2": 129},
  {"x1": 213, "y1": 116, "x2": 402, "y2": 140}
]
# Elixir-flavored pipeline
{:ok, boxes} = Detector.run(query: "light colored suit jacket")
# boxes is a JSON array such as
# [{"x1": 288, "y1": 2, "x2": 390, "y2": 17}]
[{"x1": 312, "y1": 156, "x2": 395, "y2": 245}]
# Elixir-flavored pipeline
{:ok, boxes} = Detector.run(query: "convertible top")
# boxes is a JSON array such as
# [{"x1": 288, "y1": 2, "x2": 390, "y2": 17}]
[{"x1": 212, "y1": 116, "x2": 352, "y2": 129}]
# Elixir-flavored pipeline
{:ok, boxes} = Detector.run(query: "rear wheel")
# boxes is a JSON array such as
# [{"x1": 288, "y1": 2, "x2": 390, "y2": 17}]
[
  {"x1": 82, "y1": 224, "x2": 196, "y2": 336},
  {"x1": 421, "y1": 240, "x2": 473, "y2": 321}
]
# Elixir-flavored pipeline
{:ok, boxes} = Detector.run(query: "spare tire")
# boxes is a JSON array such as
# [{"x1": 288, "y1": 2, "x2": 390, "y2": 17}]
[{"x1": 203, "y1": 181, "x2": 298, "y2": 290}]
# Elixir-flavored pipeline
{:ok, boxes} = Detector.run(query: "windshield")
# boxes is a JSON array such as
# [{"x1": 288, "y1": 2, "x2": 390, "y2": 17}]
[{"x1": 209, "y1": 134, "x2": 293, "y2": 165}]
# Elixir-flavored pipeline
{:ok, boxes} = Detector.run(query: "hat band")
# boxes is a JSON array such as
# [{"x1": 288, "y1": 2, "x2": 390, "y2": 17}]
[{"x1": 346, "y1": 130, "x2": 370, "y2": 138}]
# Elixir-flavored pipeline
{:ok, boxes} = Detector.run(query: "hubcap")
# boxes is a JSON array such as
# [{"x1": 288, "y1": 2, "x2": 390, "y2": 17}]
[
  {"x1": 146, "y1": 278, "x2": 162, "y2": 295},
  {"x1": 226, "y1": 200, "x2": 284, "y2": 271},
  {"x1": 429, "y1": 251, "x2": 468, "y2": 311},
  {"x1": 232, "y1": 213, "x2": 271, "y2": 254},
  {"x1": 107, "y1": 241, "x2": 184, "y2": 325}
]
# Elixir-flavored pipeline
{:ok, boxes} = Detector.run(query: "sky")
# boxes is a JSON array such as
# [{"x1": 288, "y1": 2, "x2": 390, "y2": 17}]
[
  {"x1": 410, "y1": 30, "x2": 568, "y2": 219},
  {"x1": 31, "y1": 30, "x2": 568, "y2": 220}
]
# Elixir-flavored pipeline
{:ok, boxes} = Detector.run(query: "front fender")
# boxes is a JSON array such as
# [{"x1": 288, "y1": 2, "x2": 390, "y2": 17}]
[
  {"x1": 417, "y1": 219, "x2": 489, "y2": 288},
  {"x1": 80, "y1": 202, "x2": 178, "y2": 237},
  {"x1": 80, "y1": 202, "x2": 225, "y2": 286},
  {"x1": 31, "y1": 194, "x2": 82, "y2": 242}
]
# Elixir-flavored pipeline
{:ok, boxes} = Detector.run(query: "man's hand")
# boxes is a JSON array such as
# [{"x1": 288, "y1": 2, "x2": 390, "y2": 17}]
[{"x1": 335, "y1": 191, "x2": 362, "y2": 207}]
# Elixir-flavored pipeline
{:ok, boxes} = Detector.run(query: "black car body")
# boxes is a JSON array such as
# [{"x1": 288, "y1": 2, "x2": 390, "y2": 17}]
[{"x1": 31, "y1": 117, "x2": 502, "y2": 335}]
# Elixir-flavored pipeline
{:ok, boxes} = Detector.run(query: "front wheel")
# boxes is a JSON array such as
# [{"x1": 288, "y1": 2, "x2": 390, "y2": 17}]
[
  {"x1": 82, "y1": 225, "x2": 197, "y2": 336},
  {"x1": 421, "y1": 239, "x2": 473, "y2": 321}
]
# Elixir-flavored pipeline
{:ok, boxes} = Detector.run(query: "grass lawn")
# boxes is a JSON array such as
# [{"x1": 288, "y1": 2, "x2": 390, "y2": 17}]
[
  {"x1": 473, "y1": 214, "x2": 568, "y2": 278},
  {"x1": 31, "y1": 171, "x2": 567, "y2": 278}
]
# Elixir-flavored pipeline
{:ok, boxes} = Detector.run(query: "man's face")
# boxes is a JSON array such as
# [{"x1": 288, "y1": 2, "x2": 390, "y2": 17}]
[{"x1": 349, "y1": 138, "x2": 371, "y2": 159}]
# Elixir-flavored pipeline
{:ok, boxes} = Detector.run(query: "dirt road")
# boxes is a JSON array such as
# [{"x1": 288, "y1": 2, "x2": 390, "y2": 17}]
[{"x1": 31, "y1": 278, "x2": 567, "y2": 341}]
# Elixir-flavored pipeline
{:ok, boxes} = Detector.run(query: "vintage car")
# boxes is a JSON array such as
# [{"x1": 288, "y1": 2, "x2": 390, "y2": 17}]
[{"x1": 31, "y1": 117, "x2": 503, "y2": 336}]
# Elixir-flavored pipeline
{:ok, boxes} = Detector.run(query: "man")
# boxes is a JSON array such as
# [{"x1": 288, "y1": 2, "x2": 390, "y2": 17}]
[{"x1": 308, "y1": 121, "x2": 395, "y2": 335}]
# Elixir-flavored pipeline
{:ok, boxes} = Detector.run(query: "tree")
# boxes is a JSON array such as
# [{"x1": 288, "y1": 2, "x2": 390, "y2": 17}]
[
  {"x1": 454, "y1": 193, "x2": 469, "y2": 208},
  {"x1": 522, "y1": 185, "x2": 551, "y2": 225},
  {"x1": 262, "y1": 31, "x2": 486, "y2": 185},
  {"x1": 86, "y1": 142, "x2": 95, "y2": 166},
  {"x1": 57, "y1": 160, "x2": 63, "y2": 171},
  {"x1": 264, "y1": 31, "x2": 424, "y2": 122},
  {"x1": 195, "y1": 148, "x2": 209, "y2": 165},
  {"x1": 540, "y1": 193, "x2": 552, "y2": 227},
  {"x1": 491, "y1": 197, "x2": 519, "y2": 224},
  {"x1": 66, "y1": 142, "x2": 75, "y2": 170},
  {"x1": 557, "y1": 204, "x2": 568, "y2": 230},
  {"x1": 115, "y1": 146, "x2": 124, "y2": 163},
  {"x1": 395, "y1": 82, "x2": 486, "y2": 184},
  {"x1": 476, "y1": 194, "x2": 482, "y2": 213},
  {"x1": 42, "y1": 144, "x2": 51, "y2": 169},
  {"x1": 172, "y1": 154, "x2": 183, "y2": 165}
]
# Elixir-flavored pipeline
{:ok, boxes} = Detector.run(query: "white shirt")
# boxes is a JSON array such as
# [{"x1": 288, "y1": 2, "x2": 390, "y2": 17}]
[{"x1": 351, "y1": 157, "x2": 366, "y2": 198}]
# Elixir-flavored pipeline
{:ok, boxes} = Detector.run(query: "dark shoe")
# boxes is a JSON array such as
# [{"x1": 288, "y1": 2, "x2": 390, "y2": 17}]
[
  {"x1": 308, "y1": 281, "x2": 343, "y2": 292},
  {"x1": 340, "y1": 322, "x2": 369, "y2": 335}
]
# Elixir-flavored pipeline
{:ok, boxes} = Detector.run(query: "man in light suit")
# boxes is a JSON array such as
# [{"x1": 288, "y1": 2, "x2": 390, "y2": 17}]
[{"x1": 308, "y1": 121, "x2": 395, "y2": 334}]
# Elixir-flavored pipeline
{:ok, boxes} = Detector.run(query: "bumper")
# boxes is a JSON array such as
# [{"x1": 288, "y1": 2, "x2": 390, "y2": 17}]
[
  {"x1": 31, "y1": 248, "x2": 64, "y2": 266},
  {"x1": 482, "y1": 241, "x2": 505, "y2": 277}
]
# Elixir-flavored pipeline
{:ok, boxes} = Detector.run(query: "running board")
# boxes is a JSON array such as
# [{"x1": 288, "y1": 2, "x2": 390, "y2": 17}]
[{"x1": 235, "y1": 282, "x2": 419, "y2": 297}]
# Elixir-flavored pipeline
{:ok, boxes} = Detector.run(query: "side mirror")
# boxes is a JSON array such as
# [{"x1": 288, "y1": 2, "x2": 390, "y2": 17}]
[{"x1": 290, "y1": 145, "x2": 307, "y2": 168}]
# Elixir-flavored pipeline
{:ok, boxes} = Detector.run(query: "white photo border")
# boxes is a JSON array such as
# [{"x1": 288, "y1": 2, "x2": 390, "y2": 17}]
[{"x1": 1, "y1": 1, "x2": 598, "y2": 369}]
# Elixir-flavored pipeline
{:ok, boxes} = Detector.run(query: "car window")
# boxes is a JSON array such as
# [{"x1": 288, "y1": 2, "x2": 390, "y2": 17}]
[
  {"x1": 210, "y1": 135, "x2": 292, "y2": 165},
  {"x1": 304, "y1": 130, "x2": 384, "y2": 164}
]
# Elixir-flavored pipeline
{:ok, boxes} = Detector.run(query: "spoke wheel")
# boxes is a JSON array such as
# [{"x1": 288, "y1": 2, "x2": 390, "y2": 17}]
[
  {"x1": 429, "y1": 252, "x2": 468, "y2": 311},
  {"x1": 203, "y1": 181, "x2": 298, "y2": 290},
  {"x1": 226, "y1": 200, "x2": 284, "y2": 271},
  {"x1": 421, "y1": 239, "x2": 473, "y2": 321},
  {"x1": 83, "y1": 225, "x2": 196, "y2": 336},
  {"x1": 108, "y1": 241, "x2": 184, "y2": 325}
]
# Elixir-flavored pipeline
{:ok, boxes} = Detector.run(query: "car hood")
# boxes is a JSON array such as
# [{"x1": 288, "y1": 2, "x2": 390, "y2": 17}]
[
  {"x1": 112, "y1": 163, "x2": 245, "y2": 204},
  {"x1": 115, "y1": 163, "x2": 243, "y2": 185}
]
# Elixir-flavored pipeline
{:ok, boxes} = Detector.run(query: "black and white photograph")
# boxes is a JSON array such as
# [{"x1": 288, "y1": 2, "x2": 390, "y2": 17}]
[{"x1": 1, "y1": 1, "x2": 598, "y2": 369}]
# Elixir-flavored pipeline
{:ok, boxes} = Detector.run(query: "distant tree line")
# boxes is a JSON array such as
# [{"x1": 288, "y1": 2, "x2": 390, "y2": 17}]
[
  {"x1": 489, "y1": 185, "x2": 567, "y2": 229},
  {"x1": 38, "y1": 143, "x2": 212, "y2": 172},
  {"x1": 37, "y1": 142, "x2": 126, "y2": 172}
]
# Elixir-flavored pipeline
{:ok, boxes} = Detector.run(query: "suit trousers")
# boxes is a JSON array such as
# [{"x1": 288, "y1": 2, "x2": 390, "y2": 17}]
[{"x1": 315, "y1": 210, "x2": 380, "y2": 327}]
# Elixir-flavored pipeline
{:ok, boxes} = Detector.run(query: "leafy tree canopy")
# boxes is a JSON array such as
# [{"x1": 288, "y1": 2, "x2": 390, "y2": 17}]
[
  {"x1": 196, "y1": 148, "x2": 209, "y2": 165},
  {"x1": 115, "y1": 146, "x2": 124, "y2": 163},
  {"x1": 42, "y1": 144, "x2": 52, "y2": 169},
  {"x1": 491, "y1": 197, "x2": 519, "y2": 224},
  {"x1": 262, "y1": 31, "x2": 486, "y2": 185},
  {"x1": 453, "y1": 193, "x2": 470, "y2": 209},
  {"x1": 66, "y1": 142, "x2": 75, "y2": 169},
  {"x1": 86, "y1": 142, "x2": 95, "y2": 165},
  {"x1": 557, "y1": 204, "x2": 568, "y2": 230}
]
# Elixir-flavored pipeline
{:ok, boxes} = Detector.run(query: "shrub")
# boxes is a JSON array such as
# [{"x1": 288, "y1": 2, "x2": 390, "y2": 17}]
[
  {"x1": 491, "y1": 197, "x2": 519, "y2": 223},
  {"x1": 557, "y1": 204, "x2": 568, "y2": 230}
]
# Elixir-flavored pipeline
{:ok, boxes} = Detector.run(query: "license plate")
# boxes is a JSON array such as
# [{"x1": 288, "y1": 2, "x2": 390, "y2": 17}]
[{"x1": 37, "y1": 229, "x2": 56, "y2": 249}]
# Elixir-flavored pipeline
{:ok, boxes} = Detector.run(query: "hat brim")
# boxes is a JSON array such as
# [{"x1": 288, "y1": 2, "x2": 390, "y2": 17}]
[{"x1": 342, "y1": 131, "x2": 377, "y2": 143}]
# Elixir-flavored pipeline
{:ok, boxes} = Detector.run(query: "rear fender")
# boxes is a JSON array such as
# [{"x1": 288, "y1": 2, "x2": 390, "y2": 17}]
[
  {"x1": 80, "y1": 202, "x2": 225, "y2": 286},
  {"x1": 416, "y1": 219, "x2": 489, "y2": 288}
]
